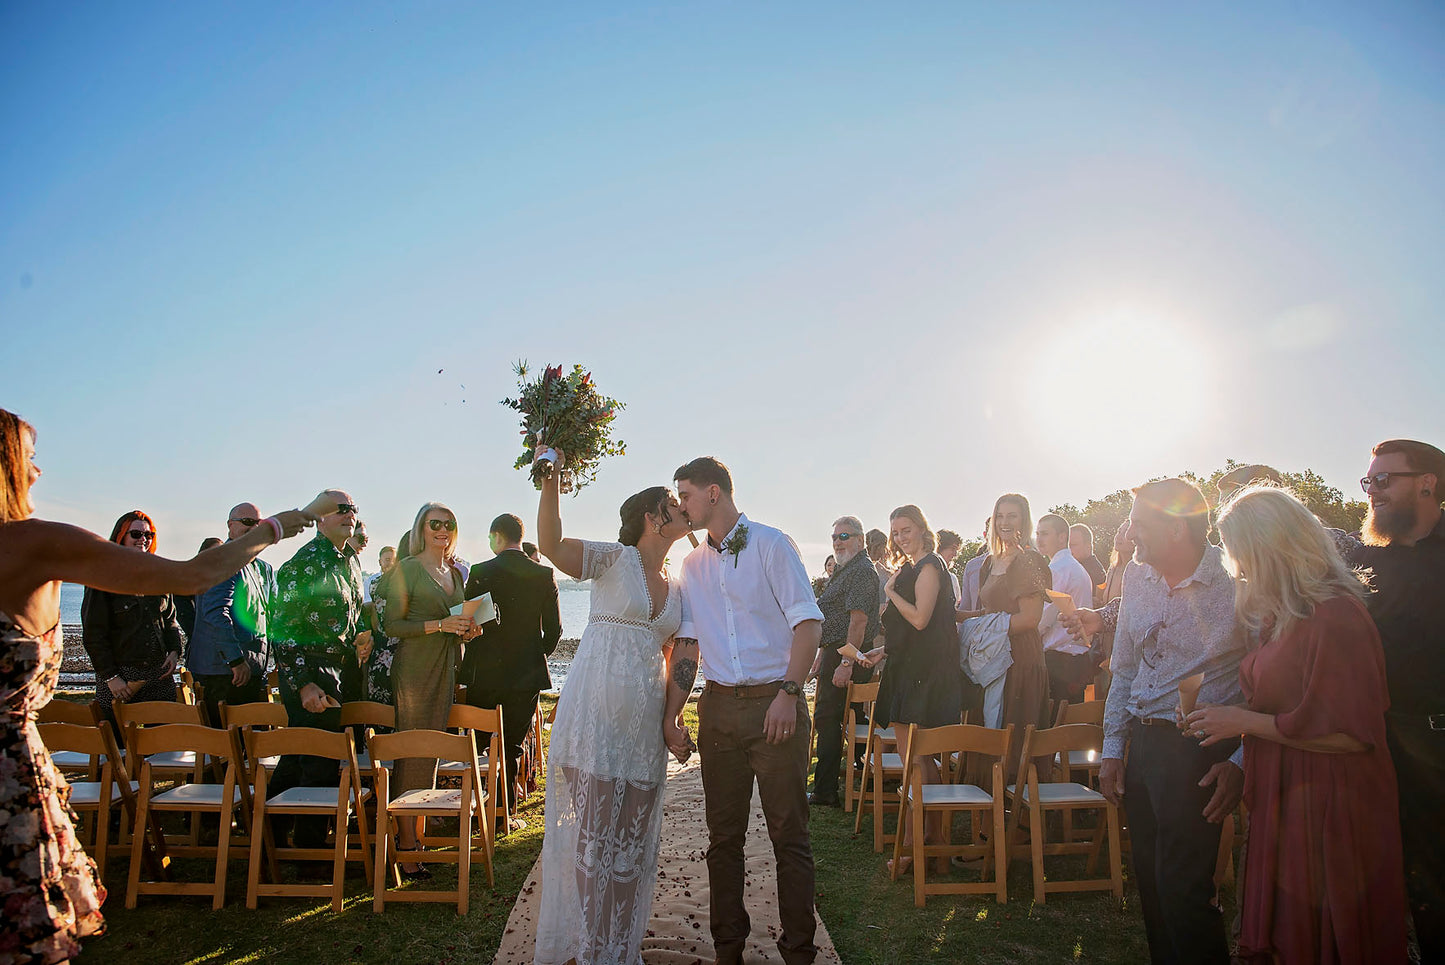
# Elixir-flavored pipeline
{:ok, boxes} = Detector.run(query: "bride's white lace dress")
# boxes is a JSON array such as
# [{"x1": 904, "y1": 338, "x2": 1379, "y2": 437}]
[{"x1": 534, "y1": 540, "x2": 680, "y2": 965}]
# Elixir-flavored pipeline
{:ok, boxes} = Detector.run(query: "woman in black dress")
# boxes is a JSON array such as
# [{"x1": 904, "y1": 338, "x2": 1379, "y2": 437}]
[{"x1": 876, "y1": 504, "x2": 961, "y2": 872}]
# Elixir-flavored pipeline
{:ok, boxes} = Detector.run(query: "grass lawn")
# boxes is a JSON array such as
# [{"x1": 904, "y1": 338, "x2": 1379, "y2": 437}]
[{"x1": 63, "y1": 693, "x2": 1172, "y2": 964}]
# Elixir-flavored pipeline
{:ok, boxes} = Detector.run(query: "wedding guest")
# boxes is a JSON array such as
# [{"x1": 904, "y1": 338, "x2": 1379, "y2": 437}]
[
  {"x1": 347, "y1": 519, "x2": 369, "y2": 557},
  {"x1": 174, "y1": 537, "x2": 222, "y2": 639},
  {"x1": 1100, "y1": 478, "x2": 1246, "y2": 965},
  {"x1": 383, "y1": 503, "x2": 472, "y2": 877},
  {"x1": 1036, "y1": 513, "x2": 1096, "y2": 705},
  {"x1": 1214, "y1": 464, "x2": 1282, "y2": 501},
  {"x1": 1069, "y1": 523, "x2": 1107, "y2": 599},
  {"x1": 936, "y1": 529, "x2": 964, "y2": 604},
  {"x1": 81, "y1": 510, "x2": 184, "y2": 732},
  {"x1": 361, "y1": 534, "x2": 408, "y2": 706},
  {"x1": 876, "y1": 504, "x2": 962, "y2": 871},
  {"x1": 966, "y1": 494, "x2": 1051, "y2": 779},
  {"x1": 866, "y1": 528, "x2": 891, "y2": 616},
  {"x1": 957, "y1": 518, "x2": 990, "y2": 614},
  {"x1": 463, "y1": 512, "x2": 563, "y2": 815},
  {"x1": 1331, "y1": 438, "x2": 1445, "y2": 960},
  {"x1": 808, "y1": 516, "x2": 880, "y2": 807},
  {"x1": 270, "y1": 491, "x2": 373, "y2": 850},
  {"x1": 0, "y1": 409, "x2": 314, "y2": 963},
  {"x1": 823, "y1": 554, "x2": 836, "y2": 578},
  {"x1": 189, "y1": 503, "x2": 275, "y2": 727},
  {"x1": 522, "y1": 541, "x2": 541, "y2": 563},
  {"x1": 1188, "y1": 486, "x2": 1407, "y2": 964},
  {"x1": 1091, "y1": 521, "x2": 1136, "y2": 700}
]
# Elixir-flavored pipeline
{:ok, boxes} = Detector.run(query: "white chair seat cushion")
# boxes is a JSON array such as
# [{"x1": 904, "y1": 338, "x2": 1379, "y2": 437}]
[
  {"x1": 1061, "y1": 750, "x2": 1101, "y2": 768},
  {"x1": 68, "y1": 781, "x2": 139, "y2": 805},
  {"x1": 257, "y1": 755, "x2": 281, "y2": 771},
  {"x1": 435, "y1": 756, "x2": 490, "y2": 774},
  {"x1": 870, "y1": 752, "x2": 903, "y2": 771},
  {"x1": 907, "y1": 784, "x2": 995, "y2": 807},
  {"x1": 1006, "y1": 782, "x2": 1105, "y2": 805},
  {"x1": 352, "y1": 752, "x2": 392, "y2": 771},
  {"x1": 151, "y1": 783, "x2": 241, "y2": 806},
  {"x1": 852, "y1": 725, "x2": 895, "y2": 742},
  {"x1": 148, "y1": 750, "x2": 210, "y2": 769},
  {"x1": 390, "y1": 788, "x2": 463, "y2": 811},
  {"x1": 265, "y1": 786, "x2": 364, "y2": 810},
  {"x1": 50, "y1": 751, "x2": 105, "y2": 769}
]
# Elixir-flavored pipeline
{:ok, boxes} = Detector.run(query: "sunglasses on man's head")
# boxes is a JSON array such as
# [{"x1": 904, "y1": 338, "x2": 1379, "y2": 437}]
[
  {"x1": 333, "y1": 503, "x2": 359, "y2": 516},
  {"x1": 427, "y1": 519, "x2": 457, "y2": 532},
  {"x1": 127, "y1": 530, "x2": 154, "y2": 542},
  {"x1": 1360, "y1": 471, "x2": 1424, "y2": 494},
  {"x1": 229, "y1": 517, "x2": 259, "y2": 528}
]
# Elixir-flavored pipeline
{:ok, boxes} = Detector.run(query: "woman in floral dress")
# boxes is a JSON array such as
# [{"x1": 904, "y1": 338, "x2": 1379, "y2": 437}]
[{"x1": 0, "y1": 408, "x2": 317, "y2": 964}]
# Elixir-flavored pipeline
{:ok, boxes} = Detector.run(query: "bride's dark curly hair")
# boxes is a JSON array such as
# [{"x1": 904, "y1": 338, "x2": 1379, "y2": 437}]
[{"x1": 618, "y1": 486, "x2": 674, "y2": 546}]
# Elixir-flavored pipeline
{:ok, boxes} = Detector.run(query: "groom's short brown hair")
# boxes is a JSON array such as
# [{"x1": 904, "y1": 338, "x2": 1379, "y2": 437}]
[{"x1": 674, "y1": 456, "x2": 733, "y2": 495}]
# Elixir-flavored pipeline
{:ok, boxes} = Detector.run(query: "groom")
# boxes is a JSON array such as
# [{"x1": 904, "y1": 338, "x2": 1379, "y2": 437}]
[{"x1": 671, "y1": 456, "x2": 824, "y2": 965}]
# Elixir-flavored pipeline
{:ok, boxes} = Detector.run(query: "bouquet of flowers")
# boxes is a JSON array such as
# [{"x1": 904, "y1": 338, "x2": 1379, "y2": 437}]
[{"x1": 503, "y1": 361, "x2": 626, "y2": 493}]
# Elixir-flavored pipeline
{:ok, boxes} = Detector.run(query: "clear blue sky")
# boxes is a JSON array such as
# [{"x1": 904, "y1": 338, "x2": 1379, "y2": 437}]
[{"x1": 4, "y1": 2, "x2": 1442, "y2": 574}]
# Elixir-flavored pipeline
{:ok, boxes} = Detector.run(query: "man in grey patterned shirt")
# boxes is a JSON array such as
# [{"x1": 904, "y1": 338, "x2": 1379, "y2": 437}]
[{"x1": 1099, "y1": 479, "x2": 1247, "y2": 965}]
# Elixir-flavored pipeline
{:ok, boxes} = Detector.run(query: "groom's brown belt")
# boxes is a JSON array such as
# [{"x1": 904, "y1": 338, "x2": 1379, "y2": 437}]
[{"x1": 705, "y1": 680, "x2": 785, "y2": 699}]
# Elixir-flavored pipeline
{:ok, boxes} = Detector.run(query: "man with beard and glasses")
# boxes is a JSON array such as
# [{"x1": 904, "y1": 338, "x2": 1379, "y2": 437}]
[{"x1": 1330, "y1": 438, "x2": 1445, "y2": 961}]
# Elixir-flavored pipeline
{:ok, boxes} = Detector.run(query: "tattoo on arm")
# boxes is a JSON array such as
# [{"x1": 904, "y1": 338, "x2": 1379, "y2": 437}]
[{"x1": 671, "y1": 638, "x2": 699, "y2": 692}]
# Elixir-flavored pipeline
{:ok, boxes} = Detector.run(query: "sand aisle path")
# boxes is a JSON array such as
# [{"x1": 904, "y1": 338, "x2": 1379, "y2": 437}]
[{"x1": 493, "y1": 756, "x2": 843, "y2": 964}]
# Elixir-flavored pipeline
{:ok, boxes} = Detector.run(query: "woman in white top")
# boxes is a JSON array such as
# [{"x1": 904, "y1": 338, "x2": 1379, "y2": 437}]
[{"x1": 532, "y1": 454, "x2": 694, "y2": 965}]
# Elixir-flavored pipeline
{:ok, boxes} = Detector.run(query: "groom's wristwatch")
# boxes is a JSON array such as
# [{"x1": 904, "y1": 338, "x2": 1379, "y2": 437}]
[{"x1": 780, "y1": 680, "x2": 802, "y2": 697}]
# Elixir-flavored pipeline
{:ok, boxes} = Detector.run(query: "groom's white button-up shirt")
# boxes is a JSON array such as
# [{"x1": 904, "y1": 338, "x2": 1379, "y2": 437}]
[{"x1": 677, "y1": 513, "x2": 823, "y2": 686}]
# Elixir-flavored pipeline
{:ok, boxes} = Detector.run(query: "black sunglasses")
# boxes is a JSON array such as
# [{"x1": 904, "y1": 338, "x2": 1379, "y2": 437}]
[
  {"x1": 333, "y1": 503, "x2": 359, "y2": 516},
  {"x1": 427, "y1": 519, "x2": 457, "y2": 532},
  {"x1": 229, "y1": 517, "x2": 259, "y2": 527},
  {"x1": 1360, "y1": 471, "x2": 1424, "y2": 494},
  {"x1": 127, "y1": 529, "x2": 154, "y2": 542},
  {"x1": 830, "y1": 532, "x2": 859, "y2": 542}
]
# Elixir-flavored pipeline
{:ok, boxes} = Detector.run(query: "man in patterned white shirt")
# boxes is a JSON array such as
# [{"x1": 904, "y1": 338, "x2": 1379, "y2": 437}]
[{"x1": 673, "y1": 456, "x2": 823, "y2": 965}]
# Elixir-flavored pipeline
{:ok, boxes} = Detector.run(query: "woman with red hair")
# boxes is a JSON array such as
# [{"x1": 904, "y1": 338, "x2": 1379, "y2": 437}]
[{"x1": 81, "y1": 509, "x2": 186, "y2": 727}]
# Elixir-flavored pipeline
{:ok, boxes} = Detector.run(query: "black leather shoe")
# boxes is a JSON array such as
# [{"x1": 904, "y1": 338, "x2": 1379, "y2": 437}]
[
  {"x1": 808, "y1": 793, "x2": 840, "y2": 807},
  {"x1": 399, "y1": 865, "x2": 433, "y2": 882}
]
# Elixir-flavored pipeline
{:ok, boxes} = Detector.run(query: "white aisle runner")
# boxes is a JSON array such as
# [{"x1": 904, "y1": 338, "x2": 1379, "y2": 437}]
[{"x1": 493, "y1": 756, "x2": 843, "y2": 964}]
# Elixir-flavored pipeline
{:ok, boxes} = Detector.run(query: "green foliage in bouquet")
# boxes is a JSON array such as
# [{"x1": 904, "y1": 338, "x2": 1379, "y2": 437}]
[{"x1": 503, "y1": 360, "x2": 626, "y2": 493}]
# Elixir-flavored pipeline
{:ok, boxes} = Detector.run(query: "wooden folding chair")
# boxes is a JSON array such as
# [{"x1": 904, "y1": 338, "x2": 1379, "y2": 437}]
[
  {"x1": 39, "y1": 720, "x2": 141, "y2": 879},
  {"x1": 889, "y1": 722, "x2": 1013, "y2": 906},
  {"x1": 843, "y1": 680, "x2": 892, "y2": 813},
  {"x1": 341, "y1": 701, "x2": 396, "y2": 774},
  {"x1": 220, "y1": 701, "x2": 288, "y2": 776},
  {"x1": 125, "y1": 723, "x2": 250, "y2": 909},
  {"x1": 1004, "y1": 723, "x2": 1123, "y2": 903},
  {"x1": 368, "y1": 729, "x2": 493, "y2": 914},
  {"x1": 114, "y1": 700, "x2": 213, "y2": 846},
  {"x1": 245, "y1": 726, "x2": 373, "y2": 910},
  {"x1": 1052, "y1": 700, "x2": 1106, "y2": 805},
  {"x1": 439, "y1": 703, "x2": 507, "y2": 843},
  {"x1": 41, "y1": 700, "x2": 103, "y2": 778},
  {"x1": 854, "y1": 698, "x2": 905, "y2": 851}
]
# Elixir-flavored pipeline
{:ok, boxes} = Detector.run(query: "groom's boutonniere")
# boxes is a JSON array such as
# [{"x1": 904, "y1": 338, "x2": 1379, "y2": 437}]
[{"x1": 720, "y1": 523, "x2": 749, "y2": 568}]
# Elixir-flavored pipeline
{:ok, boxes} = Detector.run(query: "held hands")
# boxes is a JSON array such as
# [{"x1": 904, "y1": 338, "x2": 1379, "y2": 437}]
[
  {"x1": 663, "y1": 715, "x2": 694, "y2": 764},
  {"x1": 1061, "y1": 607, "x2": 1103, "y2": 643},
  {"x1": 354, "y1": 630, "x2": 374, "y2": 663},
  {"x1": 107, "y1": 677, "x2": 130, "y2": 701},
  {"x1": 763, "y1": 691, "x2": 800, "y2": 745}
]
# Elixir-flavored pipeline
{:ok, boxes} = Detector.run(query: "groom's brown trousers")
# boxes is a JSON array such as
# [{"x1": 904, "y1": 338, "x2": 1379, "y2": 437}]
[{"x1": 698, "y1": 682, "x2": 818, "y2": 965}]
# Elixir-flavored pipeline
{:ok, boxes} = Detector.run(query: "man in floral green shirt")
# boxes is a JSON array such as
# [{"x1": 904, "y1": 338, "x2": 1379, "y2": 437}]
[{"x1": 269, "y1": 490, "x2": 372, "y2": 849}]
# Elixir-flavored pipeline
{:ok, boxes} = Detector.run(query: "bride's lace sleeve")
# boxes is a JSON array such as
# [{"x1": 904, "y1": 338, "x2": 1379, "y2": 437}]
[{"x1": 579, "y1": 540, "x2": 628, "y2": 582}]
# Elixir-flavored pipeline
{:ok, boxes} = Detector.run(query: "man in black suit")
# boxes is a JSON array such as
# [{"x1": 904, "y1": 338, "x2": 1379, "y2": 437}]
[{"x1": 463, "y1": 512, "x2": 563, "y2": 812}]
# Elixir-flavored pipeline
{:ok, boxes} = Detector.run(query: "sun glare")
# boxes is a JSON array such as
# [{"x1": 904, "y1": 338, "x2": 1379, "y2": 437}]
[{"x1": 1028, "y1": 307, "x2": 1212, "y2": 450}]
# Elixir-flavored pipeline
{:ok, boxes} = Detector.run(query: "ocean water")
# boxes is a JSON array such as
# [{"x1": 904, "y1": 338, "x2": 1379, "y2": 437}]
[{"x1": 60, "y1": 581, "x2": 595, "y2": 639}]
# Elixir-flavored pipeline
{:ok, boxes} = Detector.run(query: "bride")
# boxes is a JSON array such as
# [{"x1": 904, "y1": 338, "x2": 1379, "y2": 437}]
[{"x1": 532, "y1": 451, "x2": 696, "y2": 965}]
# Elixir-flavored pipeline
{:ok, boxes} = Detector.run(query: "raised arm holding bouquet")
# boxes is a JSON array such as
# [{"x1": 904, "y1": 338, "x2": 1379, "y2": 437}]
[{"x1": 504, "y1": 361, "x2": 625, "y2": 494}]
